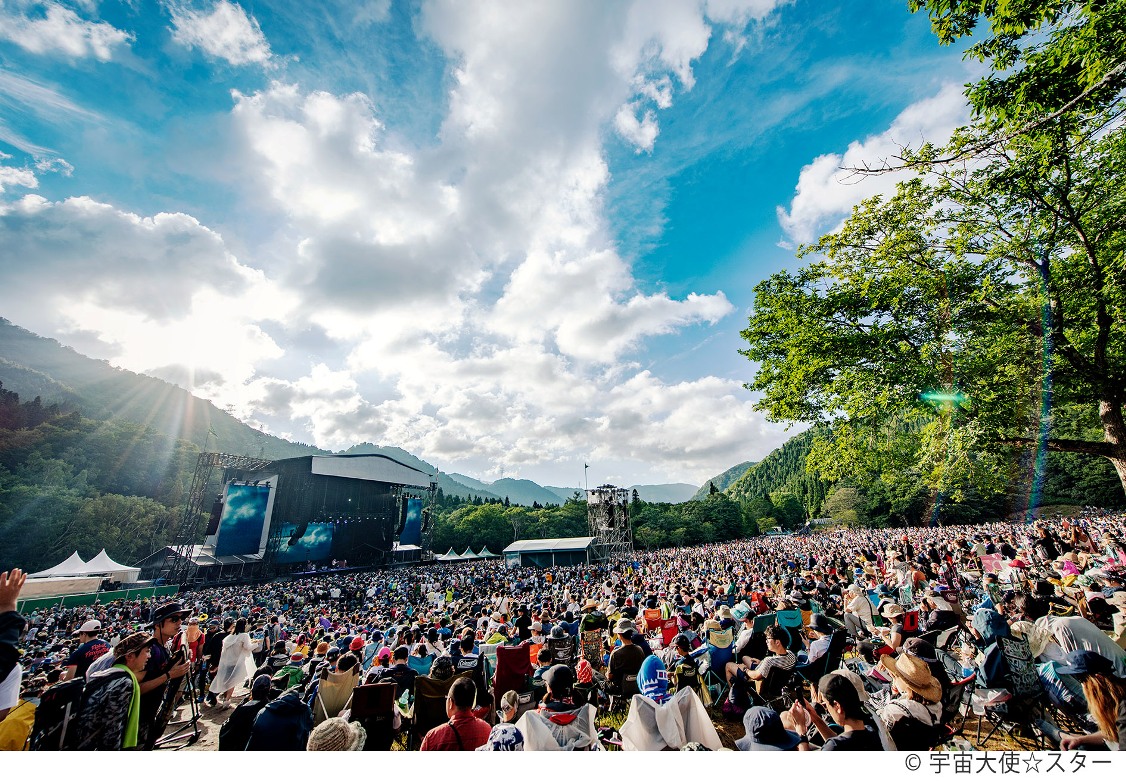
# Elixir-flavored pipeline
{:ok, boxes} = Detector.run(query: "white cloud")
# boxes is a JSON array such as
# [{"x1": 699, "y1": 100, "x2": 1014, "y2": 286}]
[
  {"x1": 0, "y1": 1, "x2": 132, "y2": 60},
  {"x1": 778, "y1": 82, "x2": 970, "y2": 244},
  {"x1": 0, "y1": 153, "x2": 38, "y2": 192},
  {"x1": 614, "y1": 102, "x2": 659, "y2": 152},
  {"x1": 169, "y1": 0, "x2": 273, "y2": 67}
]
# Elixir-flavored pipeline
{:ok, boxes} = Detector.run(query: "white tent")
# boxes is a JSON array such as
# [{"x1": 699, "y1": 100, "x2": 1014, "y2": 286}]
[
  {"x1": 478, "y1": 546, "x2": 497, "y2": 558},
  {"x1": 28, "y1": 552, "x2": 88, "y2": 578},
  {"x1": 459, "y1": 548, "x2": 477, "y2": 560},
  {"x1": 82, "y1": 549, "x2": 141, "y2": 583},
  {"x1": 437, "y1": 548, "x2": 459, "y2": 561}
]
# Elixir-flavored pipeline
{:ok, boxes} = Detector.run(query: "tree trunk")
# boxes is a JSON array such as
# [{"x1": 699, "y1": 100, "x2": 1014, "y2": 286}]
[{"x1": 1101, "y1": 398, "x2": 1126, "y2": 497}]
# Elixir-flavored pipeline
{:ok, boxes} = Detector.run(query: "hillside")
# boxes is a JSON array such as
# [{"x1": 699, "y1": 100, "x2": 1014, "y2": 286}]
[
  {"x1": 0, "y1": 318, "x2": 322, "y2": 460},
  {"x1": 725, "y1": 429, "x2": 830, "y2": 513},
  {"x1": 691, "y1": 460, "x2": 757, "y2": 500}
]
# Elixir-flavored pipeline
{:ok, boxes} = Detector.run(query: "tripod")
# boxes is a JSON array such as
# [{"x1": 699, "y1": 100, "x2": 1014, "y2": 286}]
[{"x1": 153, "y1": 646, "x2": 203, "y2": 749}]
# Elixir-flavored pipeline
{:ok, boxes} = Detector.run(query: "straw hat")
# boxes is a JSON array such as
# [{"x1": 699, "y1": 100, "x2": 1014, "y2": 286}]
[
  {"x1": 881, "y1": 603, "x2": 906, "y2": 619},
  {"x1": 306, "y1": 717, "x2": 366, "y2": 751},
  {"x1": 880, "y1": 653, "x2": 941, "y2": 704}
]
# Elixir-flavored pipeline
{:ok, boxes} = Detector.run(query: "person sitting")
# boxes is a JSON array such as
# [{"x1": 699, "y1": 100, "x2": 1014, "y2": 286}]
[
  {"x1": 375, "y1": 645, "x2": 417, "y2": 699},
  {"x1": 802, "y1": 673, "x2": 884, "y2": 750},
  {"x1": 607, "y1": 619, "x2": 645, "y2": 695},
  {"x1": 245, "y1": 687, "x2": 314, "y2": 751},
  {"x1": 1056, "y1": 651, "x2": 1126, "y2": 751},
  {"x1": 843, "y1": 585, "x2": 876, "y2": 640},
  {"x1": 218, "y1": 674, "x2": 272, "y2": 751},
  {"x1": 725, "y1": 624, "x2": 795, "y2": 707},
  {"x1": 532, "y1": 646, "x2": 553, "y2": 680},
  {"x1": 419, "y1": 677, "x2": 491, "y2": 751},
  {"x1": 798, "y1": 613, "x2": 834, "y2": 667},
  {"x1": 735, "y1": 706, "x2": 809, "y2": 751},
  {"x1": 877, "y1": 651, "x2": 943, "y2": 751}
]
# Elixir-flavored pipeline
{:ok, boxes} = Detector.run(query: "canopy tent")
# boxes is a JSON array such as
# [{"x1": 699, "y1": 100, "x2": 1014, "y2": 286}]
[
  {"x1": 477, "y1": 546, "x2": 498, "y2": 559},
  {"x1": 29, "y1": 552, "x2": 89, "y2": 578},
  {"x1": 459, "y1": 548, "x2": 477, "y2": 560},
  {"x1": 436, "y1": 548, "x2": 460, "y2": 561},
  {"x1": 82, "y1": 549, "x2": 141, "y2": 583}
]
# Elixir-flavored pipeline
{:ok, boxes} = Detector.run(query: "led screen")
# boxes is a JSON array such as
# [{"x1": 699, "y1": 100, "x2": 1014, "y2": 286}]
[
  {"x1": 274, "y1": 522, "x2": 334, "y2": 563},
  {"x1": 400, "y1": 497, "x2": 423, "y2": 547},
  {"x1": 214, "y1": 483, "x2": 272, "y2": 556}
]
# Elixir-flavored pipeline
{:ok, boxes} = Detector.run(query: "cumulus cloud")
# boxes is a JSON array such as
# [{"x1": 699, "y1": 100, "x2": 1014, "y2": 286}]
[
  {"x1": 0, "y1": 154, "x2": 38, "y2": 192},
  {"x1": 169, "y1": 0, "x2": 273, "y2": 67},
  {"x1": 777, "y1": 82, "x2": 970, "y2": 244},
  {"x1": 0, "y1": 1, "x2": 132, "y2": 60}
]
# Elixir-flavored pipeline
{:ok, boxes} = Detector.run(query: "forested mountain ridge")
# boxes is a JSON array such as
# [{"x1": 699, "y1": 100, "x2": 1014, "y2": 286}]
[
  {"x1": 0, "y1": 318, "x2": 322, "y2": 460},
  {"x1": 691, "y1": 460, "x2": 757, "y2": 500}
]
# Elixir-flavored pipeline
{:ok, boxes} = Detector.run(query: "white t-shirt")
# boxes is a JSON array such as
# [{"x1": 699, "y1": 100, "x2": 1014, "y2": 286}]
[{"x1": 0, "y1": 663, "x2": 22, "y2": 710}]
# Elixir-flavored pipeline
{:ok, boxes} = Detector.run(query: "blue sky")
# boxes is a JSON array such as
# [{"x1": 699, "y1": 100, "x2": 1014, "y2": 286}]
[{"x1": 0, "y1": 0, "x2": 976, "y2": 488}]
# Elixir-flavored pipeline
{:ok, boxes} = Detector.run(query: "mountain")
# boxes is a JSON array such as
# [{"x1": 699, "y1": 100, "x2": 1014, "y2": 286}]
[
  {"x1": 691, "y1": 461, "x2": 757, "y2": 500},
  {"x1": 448, "y1": 473, "x2": 566, "y2": 506},
  {"x1": 725, "y1": 429, "x2": 829, "y2": 511},
  {"x1": 0, "y1": 318, "x2": 321, "y2": 460},
  {"x1": 546, "y1": 486, "x2": 583, "y2": 503},
  {"x1": 629, "y1": 483, "x2": 699, "y2": 503}
]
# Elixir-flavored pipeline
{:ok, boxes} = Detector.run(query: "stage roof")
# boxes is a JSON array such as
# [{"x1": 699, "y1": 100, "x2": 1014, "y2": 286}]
[
  {"x1": 310, "y1": 454, "x2": 431, "y2": 488},
  {"x1": 503, "y1": 536, "x2": 595, "y2": 554}
]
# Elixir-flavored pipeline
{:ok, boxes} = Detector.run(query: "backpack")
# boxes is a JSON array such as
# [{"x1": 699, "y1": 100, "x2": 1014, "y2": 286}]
[
  {"x1": 0, "y1": 699, "x2": 35, "y2": 750},
  {"x1": 27, "y1": 679, "x2": 87, "y2": 750}
]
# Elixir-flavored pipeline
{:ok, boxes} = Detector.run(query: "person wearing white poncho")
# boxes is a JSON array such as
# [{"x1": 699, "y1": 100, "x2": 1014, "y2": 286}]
[{"x1": 209, "y1": 618, "x2": 259, "y2": 706}]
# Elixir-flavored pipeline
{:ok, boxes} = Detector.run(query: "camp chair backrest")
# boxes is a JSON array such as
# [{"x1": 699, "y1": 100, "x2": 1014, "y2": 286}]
[
  {"x1": 413, "y1": 673, "x2": 471, "y2": 747},
  {"x1": 758, "y1": 665, "x2": 794, "y2": 702},
  {"x1": 660, "y1": 618, "x2": 679, "y2": 647},
  {"x1": 809, "y1": 599, "x2": 823, "y2": 614},
  {"x1": 822, "y1": 629, "x2": 848, "y2": 674},
  {"x1": 494, "y1": 641, "x2": 534, "y2": 698},
  {"x1": 941, "y1": 674, "x2": 975, "y2": 726},
  {"x1": 547, "y1": 636, "x2": 575, "y2": 666},
  {"x1": 800, "y1": 610, "x2": 812, "y2": 628},
  {"x1": 349, "y1": 682, "x2": 398, "y2": 751},
  {"x1": 528, "y1": 643, "x2": 543, "y2": 666},
  {"x1": 314, "y1": 669, "x2": 360, "y2": 725},
  {"x1": 643, "y1": 608, "x2": 663, "y2": 631},
  {"x1": 29, "y1": 678, "x2": 85, "y2": 750},
  {"x1": 671, "y1": 660, "x2": 701, "y2": 694},
  {"x1": 706, "y1": 627, "x2": 733, "y2": 650},
  {"x1": 901, "y1": 610, "x2": 920, "y2": 634},
  {"x1": 408, "y1": 653, "x2": 435, "y2": 676},
  {"x1": 622, "y1": 674, "x2": 640, "y2": 699},
  {"x1": 999, "y1": 636, "x2": 1043, "y2": 701},
  {"x1": 776, "y1": 609, "x2": 803, "y2": 629},
  {"x1": 751, "y1": 613, "x2": 776, "y2": 636},
  {"x1": 580, "y1": 630, "x2": 605, "y2": 670}
]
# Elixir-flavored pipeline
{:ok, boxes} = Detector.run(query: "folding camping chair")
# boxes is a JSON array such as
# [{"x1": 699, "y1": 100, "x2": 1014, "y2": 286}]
[
  {"x1": 795, "y1": 629, "x2": 847, "y2": 687},
  {"x1": 493, "y1": 641, "x2": 534, "y2": 720},
  {"x1": 349, "y1": 682, "x2": 399, "y2": 750},
  {"x1": 976, "y1": 637, "x2": 1053, "y2": 749},
  {"x1": 410, "y1": 673, "x2": 471, "y2": 749}
]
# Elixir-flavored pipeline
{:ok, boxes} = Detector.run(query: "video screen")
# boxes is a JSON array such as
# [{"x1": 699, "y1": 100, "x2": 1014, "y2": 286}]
[
  {"x1": 214, "y1": 483, "x2": 272, "y2": 556},
  {"x1": 400, "y1": 497, "x2": 423, "y2": 547},
  {"x1": 274, "y1": 522, "x2": 334, "y2": 563}
]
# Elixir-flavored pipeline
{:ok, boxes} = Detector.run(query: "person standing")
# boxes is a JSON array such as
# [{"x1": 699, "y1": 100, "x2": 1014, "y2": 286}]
[
  {"x1": 201, "y1": 618, "x2": 231, "y2": 706},
  {"x1": 138, "y1": 602, "x2": 192, "y2": 748},
  {"x1": 210, "y1": 618, "x2": 259, "y2": 707},
  {"x1": 71, "y1": 632, "x2": 152, "y2": 750}
]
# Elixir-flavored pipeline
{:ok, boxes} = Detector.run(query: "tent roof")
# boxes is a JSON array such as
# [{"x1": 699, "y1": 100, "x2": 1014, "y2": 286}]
[
  {"x1": 477, "y1": 546, "x2": 497, "y2": 557},
  {"x1": 82, "y1": 549, "x2": 136, "y2": 573},
  {"x1": 29, "y1": 552, "x2": 88, "y2": 578},
  {"x1": 459, "y1": 548, "x2": 476, "y2": 559},
  {"x1": 503, "y1": 536, "x2": 595, "y2": 554}
]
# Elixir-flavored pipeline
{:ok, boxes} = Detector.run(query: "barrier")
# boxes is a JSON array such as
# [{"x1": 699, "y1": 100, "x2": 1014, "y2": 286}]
[{"x1": 17, "y1": 585, "x2": 180, "y2": 613}]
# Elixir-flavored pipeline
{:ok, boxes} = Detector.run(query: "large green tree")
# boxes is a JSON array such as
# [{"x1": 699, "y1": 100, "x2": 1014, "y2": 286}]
[{"x1": 741, "y1": 2, "x2": 1126, "y2": 502}]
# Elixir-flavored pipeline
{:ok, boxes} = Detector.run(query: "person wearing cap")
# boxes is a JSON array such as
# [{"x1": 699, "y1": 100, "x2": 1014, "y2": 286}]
[
  {"x1": 798, "y1": 614, "x2": 834, "y2": 667},
  {"x1": 1056, "y1": 650, "x2": 1126, "y2": 750},
  {"x1": 307, "y1": 715, "x2": 367, "y2": 750},
  {"x1": 608, "y1": 617, "x2": 645, "y2": 694},
  {"x1": 71, "y1": 631, "x2": 153, "y2": 749},
  {"x1": 419, "y1": 676, "x2": 491, "y2": 751},
  {"x1": 138, "y1": 601, "x2": 192, "y2": 746},
  {"x1": 60, "y1": 619, "x2": 109, "y2": 682}
]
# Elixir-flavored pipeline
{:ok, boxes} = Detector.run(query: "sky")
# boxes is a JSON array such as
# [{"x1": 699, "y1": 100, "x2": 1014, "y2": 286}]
[{"x1": 0, "y1": 0, "x2": 977, "y2": 489}]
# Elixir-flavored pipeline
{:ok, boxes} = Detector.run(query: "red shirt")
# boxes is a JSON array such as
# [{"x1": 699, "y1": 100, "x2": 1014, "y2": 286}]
[{"x1": 419, "y1": 712, "x2": 492, "y2": 751}]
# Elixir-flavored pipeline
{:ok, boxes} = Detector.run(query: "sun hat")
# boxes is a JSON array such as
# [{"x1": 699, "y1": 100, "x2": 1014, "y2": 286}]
[
  {"x1": 613, "y1": 618, "x2": 636, "y2": 635},
  {"x1": 151, "y1": 602, "x2": 189, "y2": 625},
  {"x1": 807, "y1": 613, "x2": 834, "y2": 635},
  {"x1": 549, "y1": 625, "x2": 568, "y2": 640},
  {"x1": 735, "y1": 707, "x2": 802, "y2": 751},
  {"x1": 349, "y1": 637, "x2": 365, "y2": 651},
  {"x1": 1056, "y1": 650, "x2": 1114, "y2": 678},
  {"x1": 543, "y1": 664, "x2": 575, "y2": 695},
  {"x1": 113, "y1": 631, "x2": 153, "y2": 661},
  {"x1": 476, "y1": 724, "x2": 524, "y2": 751},
  {"x1": 881, "y1": 603, "x2": 905, "y2": 618},
  {"x1": 880, "y1": 653, "x2": 942, "y2": 703},
  {"x1": 289, "y1": 652, "x2": 305, "y2": 663},
  {"x1": 315, "y1": 641, "x2": 330, "y2": 655},
  {"x1": 306, "y1": 717, "x2": 367, "y2": 751},
  {"x1": 717, "y1": 605, "x2": 735, "y2": 621},
  {"x1": 732, "y1": 601, "x2": 753, "y2": 622}
]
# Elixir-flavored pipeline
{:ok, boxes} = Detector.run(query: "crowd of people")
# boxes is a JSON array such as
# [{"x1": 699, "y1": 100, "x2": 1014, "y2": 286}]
[{"x1": 1, "y1": 506, "x2": 1125, "y2": 752}]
